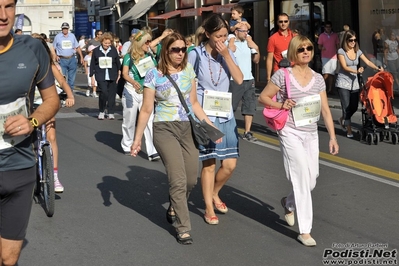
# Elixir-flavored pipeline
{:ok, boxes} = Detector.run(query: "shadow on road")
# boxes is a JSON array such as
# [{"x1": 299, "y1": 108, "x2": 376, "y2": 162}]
[
  {"x1": 97, "y1": 164, "x2": 297, "y2": 240},
  {"x1": 96, "y1": 166, "x2": 176, "y2": 236},
  {"x1": 95, "y1": 130, "x2": 124, "y2": 154},
  {"x1": 217, "y1": 185, "x2": 298, "y2": 240},
  {"x1": 75, "y1": 107, "x2": 99, "y2": 115}
]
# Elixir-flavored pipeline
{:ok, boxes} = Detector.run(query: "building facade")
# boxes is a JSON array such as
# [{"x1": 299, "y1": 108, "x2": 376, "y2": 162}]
[{"x1": 15, "y1": 0, "x2": 74, "y2": 39}]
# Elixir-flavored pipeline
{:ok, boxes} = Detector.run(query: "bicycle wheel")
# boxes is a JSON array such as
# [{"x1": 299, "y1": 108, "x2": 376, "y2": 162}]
[
  {"x1": 42, "y1": 145, "x2": 55, "y2": 217},
  {"x1": 34, "y1": 165, "x2": 41, "y2": 196}
]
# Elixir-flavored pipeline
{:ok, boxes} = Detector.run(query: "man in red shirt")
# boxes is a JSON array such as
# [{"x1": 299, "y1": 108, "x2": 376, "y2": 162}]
[
  {"x1": 318, "y1": 21, "x2": 339, "y2": 93},
  {"x1": 266, "y1": 13, "x2": 295, "y2": 82}
]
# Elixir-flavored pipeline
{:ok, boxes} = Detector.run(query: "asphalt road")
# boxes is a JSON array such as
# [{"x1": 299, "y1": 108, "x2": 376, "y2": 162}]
[{"x1": 17, "y1": 74, "x2": 399, "y2": 266}]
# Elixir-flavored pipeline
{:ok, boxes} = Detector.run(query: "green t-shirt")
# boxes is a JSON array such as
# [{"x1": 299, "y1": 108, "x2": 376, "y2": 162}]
[{"x1": 122, "y1": 53, "x2": 157, "y2": 88}]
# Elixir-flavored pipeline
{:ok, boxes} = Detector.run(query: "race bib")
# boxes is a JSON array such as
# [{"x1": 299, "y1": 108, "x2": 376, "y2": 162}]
[
  {"x1": 202, "y1": 90, "x2": 232, "y2": 118},
  {"x1": 292, "y1": 95, "x2": 321, "y2": 127},
  {"x1": 99, "y1": 57, "x2": 112, "y2": 69},
  {"x1": 0, "y1": 97, "x2": 29, "y2": 150},
  {"x1": 61, "y1": 40, "x2": 73, "y2": 49},
  {"x1": 136, "y1": 57, "x2": 155, "y2": 77}
]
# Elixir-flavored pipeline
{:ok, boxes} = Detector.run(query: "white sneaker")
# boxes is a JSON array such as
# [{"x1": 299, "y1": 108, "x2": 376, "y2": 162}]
[
  {"x1": 86, "y1": 89, "x2": 90, "y2": 97},
  {"x1": 108, "y1": 114, "x2": 115, "y2": 120},
  {"x1": 54, "y1": 176, "x2": 64, "y2": 193},
  {"x1": 98, "y1": 112, "x2": 105, "y2": 120},
  {"x1": 92, "y1": 92, "x2": 98, "y2": 98}
]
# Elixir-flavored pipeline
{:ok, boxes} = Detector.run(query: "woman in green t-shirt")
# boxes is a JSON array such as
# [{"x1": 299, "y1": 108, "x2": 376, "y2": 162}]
[{"x1": 120, "y1": 31, "x2": 159, "y2": 161}]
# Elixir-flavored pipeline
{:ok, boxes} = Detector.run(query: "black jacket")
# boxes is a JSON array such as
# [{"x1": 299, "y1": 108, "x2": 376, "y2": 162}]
[{"x1": 89, "y1": 45, "x2": 121, "y2": 81}]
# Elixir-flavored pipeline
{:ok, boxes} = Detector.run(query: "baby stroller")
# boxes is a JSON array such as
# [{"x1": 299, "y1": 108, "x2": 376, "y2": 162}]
[{"x1": 359, "y1": 71, "x2": 399, "y2": 145}]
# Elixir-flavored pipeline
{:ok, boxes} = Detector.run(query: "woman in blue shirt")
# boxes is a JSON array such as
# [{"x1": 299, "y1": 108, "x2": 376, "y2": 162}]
[{"x1": 188, "y1": 14, "x2": 243, "y2": 225}]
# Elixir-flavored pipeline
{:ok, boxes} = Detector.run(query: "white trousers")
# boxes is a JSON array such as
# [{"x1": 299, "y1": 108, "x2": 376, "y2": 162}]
[
  {"x1": 278, "y1": 126, "x2": 319, "y2": 234},
  {"x1": 120, "y1": 87, "x2": 157, "y2": 156}
]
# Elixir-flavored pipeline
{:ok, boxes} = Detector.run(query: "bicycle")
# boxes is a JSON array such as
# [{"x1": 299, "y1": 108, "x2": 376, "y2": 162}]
[
  {"x1": 32, "y1": 88, "x2": 68, "y2": 217},
  {"x1": 33, "y1": 118, "x2": 55, "y2": 217}
]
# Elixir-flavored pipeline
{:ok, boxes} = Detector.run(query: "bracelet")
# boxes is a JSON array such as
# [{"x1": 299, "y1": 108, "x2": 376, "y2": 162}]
[{"x1": 330, "y1": 138, "x2": 337, "y2": 141}]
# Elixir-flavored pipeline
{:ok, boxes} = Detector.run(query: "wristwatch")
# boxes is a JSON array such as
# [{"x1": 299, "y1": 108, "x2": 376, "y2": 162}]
[{"x1": 28, "y1": 117, "x2": 39, "y2": 129}]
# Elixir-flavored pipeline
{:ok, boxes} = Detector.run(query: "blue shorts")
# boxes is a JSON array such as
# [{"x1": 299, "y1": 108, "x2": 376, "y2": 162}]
[{"x1": 199, "y1": 117, "x2": 239, "y2": 161}]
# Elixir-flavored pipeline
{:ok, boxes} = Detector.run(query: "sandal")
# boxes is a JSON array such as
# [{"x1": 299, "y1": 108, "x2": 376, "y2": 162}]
[
  {"x1": 204, "y1": 213, "x2": 219, "y2": 225},
  {"x1": 166, "y1": 205, "x2": 176, "y2": 224},
  {"x1": 176, "y1": 232, "x2": 193, "y2": 245},
  {"x1": 213, "y1": 199, "x2": 228, "y2": 214}
]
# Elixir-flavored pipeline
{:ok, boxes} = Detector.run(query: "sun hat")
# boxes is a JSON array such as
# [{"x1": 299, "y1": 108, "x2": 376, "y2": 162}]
[
  {"x1": 131, "y1": 28, "x2": 140, "y2": 35},
  {"x1": 88, "y1": 45, "x2": 97, "y2": 52}
]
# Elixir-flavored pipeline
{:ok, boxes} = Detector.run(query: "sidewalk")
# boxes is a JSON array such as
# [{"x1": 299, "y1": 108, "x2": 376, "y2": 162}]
[
  {"x1": 255, "y1": 87, "x2": 399, "y2": 114},
  {"x1": 67, "y1": 73, "x2": 399, "y2": 117}
]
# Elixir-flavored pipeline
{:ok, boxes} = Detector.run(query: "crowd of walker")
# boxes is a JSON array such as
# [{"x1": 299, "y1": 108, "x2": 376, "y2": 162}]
[{"x1": 2, "y1": 0, "x2": 397, "y2": 262}]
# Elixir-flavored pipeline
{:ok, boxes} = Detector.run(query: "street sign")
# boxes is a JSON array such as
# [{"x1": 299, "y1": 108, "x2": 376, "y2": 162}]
[
  {"x1": 89, "y1": 15, "x2": 95, "y2": 22},
  {"x1": 88, "y1": 1, "x2": 95, "y2": 15}
]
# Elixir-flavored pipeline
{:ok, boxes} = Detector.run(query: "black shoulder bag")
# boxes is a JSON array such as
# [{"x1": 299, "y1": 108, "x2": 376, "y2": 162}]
[{"x1": 165, "y1": 74, "x2": 212, "y2": 148}]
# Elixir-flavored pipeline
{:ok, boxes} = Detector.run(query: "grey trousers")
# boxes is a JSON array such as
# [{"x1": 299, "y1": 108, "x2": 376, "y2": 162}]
[{"x1": 153, "y1": 121, "x2": 199, "y2": 233}]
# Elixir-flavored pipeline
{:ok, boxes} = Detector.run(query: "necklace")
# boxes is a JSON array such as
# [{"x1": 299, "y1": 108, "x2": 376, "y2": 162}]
[
  {"x1": 208, "y1": 54, "x2": 223, "y2": 86},
  {"x1": 293, "y1": 67, "x2": 310, "y2": 77}
]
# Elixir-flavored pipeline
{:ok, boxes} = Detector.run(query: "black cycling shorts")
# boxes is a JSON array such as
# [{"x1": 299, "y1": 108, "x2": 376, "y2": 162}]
[{"x1": 0, "y1": 166, "x2": 36, "y2": 240}]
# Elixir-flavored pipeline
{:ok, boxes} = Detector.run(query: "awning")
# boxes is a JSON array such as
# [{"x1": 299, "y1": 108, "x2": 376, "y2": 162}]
[
  {"x1": 117, "y1": 0, "x2": 158, "y2": 22},
  {"x1": 149, "y1": 10, "x2": 181, "y2": 20},
  {"x1": 180, "y1": 8, "x2": 201, "y2": 17},
  {"x1": 201, "y1": 4, "x2": 235, "y2": 13},
  {"x1": 99, "y1": 6, "x2": 113, "y2": 17},
  {"x1": 238, "y1": 0, "x2": 267, "y2": 3}
]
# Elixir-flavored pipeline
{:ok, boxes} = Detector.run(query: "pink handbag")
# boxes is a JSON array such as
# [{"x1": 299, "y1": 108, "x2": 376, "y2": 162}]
[{"x1": 263, "y1": 68, "x2": 291, "y2": 131}]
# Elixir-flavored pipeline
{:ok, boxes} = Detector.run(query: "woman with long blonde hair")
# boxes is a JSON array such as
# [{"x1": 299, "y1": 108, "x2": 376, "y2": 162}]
[{"x1": 120, "y1": 31, "x2": 159, "y2": 161}]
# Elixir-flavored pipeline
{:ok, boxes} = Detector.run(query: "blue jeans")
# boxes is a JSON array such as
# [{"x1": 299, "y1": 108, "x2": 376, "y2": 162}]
[
  {"x1": 59, "y1": 56, "x2": 77, "y2": 91},
  {"x1": 337, "y1": 87, "x2": 359, "y2": 126}
]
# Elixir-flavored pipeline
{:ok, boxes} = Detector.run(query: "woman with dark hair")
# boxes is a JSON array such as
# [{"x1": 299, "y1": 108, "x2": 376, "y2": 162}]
[
  {"x1": 131, "y1": 32, "x2": 218, "y2": 244},
  {"x1": 335, "y1": 30, "x2": 383, "y2": 137},
  {"x1": 188, "y1": 14, "x2": 243, "y2": 225},
  {"x1": 90, "y1": 32, "x2": 121, "y2": 120}
]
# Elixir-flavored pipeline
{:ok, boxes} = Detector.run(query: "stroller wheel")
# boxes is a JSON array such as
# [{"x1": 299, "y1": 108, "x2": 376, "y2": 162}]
[
  {"x1": 373, "y1": 133, "x2": 380, "y2": 145},
  {"x1": 392, "y1": 133, "x2": 398, "y2": 145},
  {"x1": 366, "y1": 133, "x2": 373, "y2": 145}
]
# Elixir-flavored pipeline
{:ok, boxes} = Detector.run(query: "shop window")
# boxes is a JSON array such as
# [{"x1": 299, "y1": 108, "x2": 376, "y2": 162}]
[
  {"x1": 49, "y1": 11, "x2": 64, "y2": 18},
  {"x1": 359, "y1": 0, "x2": 399, "y2": 85}
]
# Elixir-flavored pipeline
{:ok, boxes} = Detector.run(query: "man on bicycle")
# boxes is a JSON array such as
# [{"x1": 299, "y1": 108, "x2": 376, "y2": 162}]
[{"x1": 0, "y1": 0, "x2": 60, "y2": 264}]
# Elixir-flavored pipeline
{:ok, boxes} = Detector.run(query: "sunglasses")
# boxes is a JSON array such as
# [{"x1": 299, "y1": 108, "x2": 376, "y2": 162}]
[
  {"x1": 297, "y1": 46, "x2": 314, "y2": 53},
  {"x1": 237, "y1": 29, "x2": 249, "y2": 33},
  {"x1": 169, "y1": 47, "x2": 187, "y2": 53},
  {"x1": 279, "y1": 20, "x2": 289, "y2": 23},
  {"x1": 348, "y1": 38, "x2": 356, "y2": 42},
  {"x1": 145, "y1": 40, "x2": 152, "y2": 45}
]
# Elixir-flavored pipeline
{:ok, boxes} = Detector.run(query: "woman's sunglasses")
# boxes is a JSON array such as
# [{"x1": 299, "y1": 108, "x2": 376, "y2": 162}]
[
  {"x1": 297, "y1": 46, "x2": 314, "y2": 53},
  {"x1": 145, "y1": 40, "x2": 152, "y2": 45},
  {"x1": 348, "y1": 38, "x2": 356, "y2": 43},
  {"x1": 170, "y1": 47, "x2": 187, "y2": 53}
]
